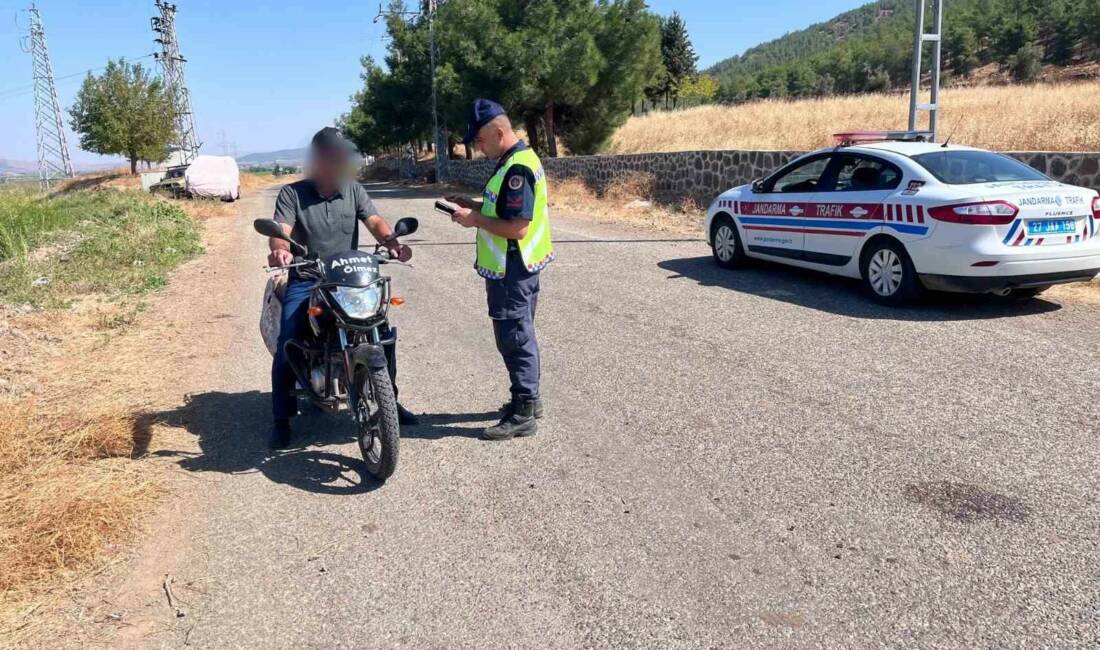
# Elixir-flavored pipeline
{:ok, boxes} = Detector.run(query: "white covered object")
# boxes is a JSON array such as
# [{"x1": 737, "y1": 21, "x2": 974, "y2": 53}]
[{"x1": 185, "y1": 155, "x2": 240, "y2": 200}]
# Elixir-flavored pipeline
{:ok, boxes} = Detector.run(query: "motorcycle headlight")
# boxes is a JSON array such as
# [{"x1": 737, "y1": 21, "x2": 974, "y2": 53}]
[{"x1": 333, "y1": 285, "x2": 383, "y2": 319}]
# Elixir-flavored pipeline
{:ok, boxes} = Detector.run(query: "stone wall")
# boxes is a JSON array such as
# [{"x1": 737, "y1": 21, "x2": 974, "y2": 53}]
[{"x1": 372, "y1": 150, "x2": 1100, "y2": 198}]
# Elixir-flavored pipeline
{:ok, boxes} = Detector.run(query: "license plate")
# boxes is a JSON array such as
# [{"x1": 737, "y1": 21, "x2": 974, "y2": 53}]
[{"x1": 1027, "y1": 219, "x2": 1075, "y2": 236}]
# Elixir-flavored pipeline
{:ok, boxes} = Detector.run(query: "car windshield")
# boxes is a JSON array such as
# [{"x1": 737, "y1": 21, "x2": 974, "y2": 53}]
[{"x1": 912, "y1": 150, "x2": 1047, "y2": 184}]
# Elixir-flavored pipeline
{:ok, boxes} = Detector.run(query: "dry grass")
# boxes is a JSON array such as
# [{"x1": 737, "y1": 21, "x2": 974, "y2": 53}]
[
  {"x1": 607, "y1": 81, "x2": 1100, "y2": 154},
  {"x1": 0, "y1": 405, "x2": 157, "y2": 623},
  {"x1": 550, "y1": 172, "x2": 702, "y2": 235},
  {"x1": 0, "y1": 177, "x2": 236, "y2": 635}
]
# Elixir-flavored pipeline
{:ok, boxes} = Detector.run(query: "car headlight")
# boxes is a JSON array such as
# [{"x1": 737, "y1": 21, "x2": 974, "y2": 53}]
[{"x1": 333, "y1": 285, "x2": 383, "y2": 319}]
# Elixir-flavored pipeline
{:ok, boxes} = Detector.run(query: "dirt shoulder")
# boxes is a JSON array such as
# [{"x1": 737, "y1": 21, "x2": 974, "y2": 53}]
[{"x1": 0, "y1": 183, "x2": 278, "y2": 646}]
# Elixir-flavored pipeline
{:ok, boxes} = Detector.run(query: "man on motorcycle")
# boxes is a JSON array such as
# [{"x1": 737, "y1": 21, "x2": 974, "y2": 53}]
[{"x1": 267, "y1": 127, "x2": 416, "y2": 449}]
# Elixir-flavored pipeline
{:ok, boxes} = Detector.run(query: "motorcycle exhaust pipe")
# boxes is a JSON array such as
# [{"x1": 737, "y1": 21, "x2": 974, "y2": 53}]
[{"x1": 284, "y1": 340, "x2": 328, "y2": 404}]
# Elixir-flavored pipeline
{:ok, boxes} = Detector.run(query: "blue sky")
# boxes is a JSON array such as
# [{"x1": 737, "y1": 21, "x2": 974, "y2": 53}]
[{"x1": 0, "y1": 0, "x2": 865, "y2": 163}]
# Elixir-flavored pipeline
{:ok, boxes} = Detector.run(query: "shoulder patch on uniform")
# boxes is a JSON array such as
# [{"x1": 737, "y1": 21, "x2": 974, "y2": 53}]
[{"x1": 508, "y1": 175, "x2": 524, "y2": 191}]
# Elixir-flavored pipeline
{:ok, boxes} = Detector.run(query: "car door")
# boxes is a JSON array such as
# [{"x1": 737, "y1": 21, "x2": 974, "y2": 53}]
[
  {"x1": 738, "y1": 154, "x2": 832, "y2": 261},
  {"x1": 803, "y1": 153, "x2": 903, "y2": 267}
]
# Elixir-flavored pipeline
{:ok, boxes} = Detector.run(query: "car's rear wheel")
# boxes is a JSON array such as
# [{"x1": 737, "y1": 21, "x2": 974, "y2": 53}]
[
  {"x1": 711, "y1": 216, "x2": 746, "y2": 269},
  {"x1": 860, "y1": 240, "x2": 921, "y2": 306}
]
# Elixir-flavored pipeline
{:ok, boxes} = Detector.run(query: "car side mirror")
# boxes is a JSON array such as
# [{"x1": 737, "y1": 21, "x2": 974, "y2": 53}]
[
  {"x1": 392, "y1": 217, "x2": 419, "y2": 238},
  {"x1": 253, "y1": 218, "x2": 307, "y2": 255},
  {"x1": 751, "y1": 179, "x2": 765, "y2": 193}
]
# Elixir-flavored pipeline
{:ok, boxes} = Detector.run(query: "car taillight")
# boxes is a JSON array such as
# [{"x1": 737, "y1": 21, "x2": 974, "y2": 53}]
[
  {"x1": 928, "y1": 200, "x2": 1018, "y2": 225},
  {"x1": 1092, "y1": 196, "x2": 1100, "y2": 219}
]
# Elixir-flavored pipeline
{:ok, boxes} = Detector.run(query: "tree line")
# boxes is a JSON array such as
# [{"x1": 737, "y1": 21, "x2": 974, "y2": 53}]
[
  {"x1": 340, "y1": 1, "x2": 704, "y2": 158},
  {"x1": 711, "y1": 0, "x2": 1100, "y2": 104}
]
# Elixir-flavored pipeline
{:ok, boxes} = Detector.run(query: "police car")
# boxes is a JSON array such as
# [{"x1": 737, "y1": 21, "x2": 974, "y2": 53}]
[{"x1": 706, "y1": 132, "x2": 1100, "y2": 305}]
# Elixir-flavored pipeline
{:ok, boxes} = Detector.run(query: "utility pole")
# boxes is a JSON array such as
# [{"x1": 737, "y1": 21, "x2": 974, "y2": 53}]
[
  {"x1": 908, "y1": 0, "x2": 944, "y2": 141},
  {"x1": 427, "y1": 0, "x2": 447, "y2": 183},
  {"x1": 21, "y1": 3, "x2": 74, "y2": 190},
  {"x1": 152, "y1": 1, "x2": 201, "y2": 164},
  {"x1": 375, "y1": 1, "x2": 447, "y2": 182}
]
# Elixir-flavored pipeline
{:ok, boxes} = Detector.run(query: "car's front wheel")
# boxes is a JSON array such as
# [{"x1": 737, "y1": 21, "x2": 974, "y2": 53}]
[
  {"x1": 711, "y1": 216, "x2": 746, "y2": 269},
  {"x1": 860, "y1": 240, "x2": 922, "y2": 306}
]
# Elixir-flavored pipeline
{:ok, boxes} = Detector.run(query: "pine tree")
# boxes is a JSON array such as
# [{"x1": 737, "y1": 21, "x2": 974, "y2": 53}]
[{"x1": 658, "y1": 12, "x2": 697, "y2": 108}]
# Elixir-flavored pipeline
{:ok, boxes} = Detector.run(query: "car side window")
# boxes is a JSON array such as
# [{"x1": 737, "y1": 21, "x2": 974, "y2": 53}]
[
  {"x1": 767, "y1": 156, "x2": 831, "y2": 193},
  {"x1": 830, "y1": 155, "x2": 902, "y2": 192}
]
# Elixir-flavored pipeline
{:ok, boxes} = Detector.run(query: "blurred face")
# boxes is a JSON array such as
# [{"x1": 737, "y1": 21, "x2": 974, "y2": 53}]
[{"x1": 308, "y1": 147, "x2": 354, "y2": 188}]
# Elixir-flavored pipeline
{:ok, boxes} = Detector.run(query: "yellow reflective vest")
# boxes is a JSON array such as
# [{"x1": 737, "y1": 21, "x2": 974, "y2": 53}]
[{"x1": 477, "y1": 147, "x2": 554, "y2": 279}]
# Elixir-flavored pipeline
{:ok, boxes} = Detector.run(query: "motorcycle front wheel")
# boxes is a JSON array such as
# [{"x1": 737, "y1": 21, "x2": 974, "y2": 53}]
[{"x1": 354, "y1": 364, "x2": 400, "y2": 481}]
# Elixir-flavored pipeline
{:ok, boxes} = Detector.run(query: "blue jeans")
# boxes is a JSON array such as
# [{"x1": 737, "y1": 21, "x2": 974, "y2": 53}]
[{"x1": 271, "y1": 278, "x2": 314, "y2": 420}]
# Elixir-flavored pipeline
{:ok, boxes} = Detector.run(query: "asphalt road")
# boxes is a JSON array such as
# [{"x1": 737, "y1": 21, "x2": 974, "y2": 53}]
[{"x1": 131, "y1": 182, "x2": 1098, "y2": 648}]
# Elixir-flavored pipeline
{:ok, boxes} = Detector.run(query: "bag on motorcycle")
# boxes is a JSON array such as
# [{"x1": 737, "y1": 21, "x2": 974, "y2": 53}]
[{"x1": 260, "y1": 274, "x2": 288, "y2": 356}]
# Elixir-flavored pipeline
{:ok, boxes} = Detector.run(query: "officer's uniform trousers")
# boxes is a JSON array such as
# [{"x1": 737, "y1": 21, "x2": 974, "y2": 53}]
[{"x1": 485, "y1": 246, "x2": 541, "y2": 401}]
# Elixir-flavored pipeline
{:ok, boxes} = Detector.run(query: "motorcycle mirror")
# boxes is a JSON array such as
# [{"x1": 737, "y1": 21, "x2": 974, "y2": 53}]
[
  {"x1": 253, "y1": 218, "x2": 307, "y2": 255},
  {"x1": 392, "y1": 217, "x2": 419, "y2": 238},
  {"x1": 253, "y1": 218, "x2": 287, "y2": 239}
]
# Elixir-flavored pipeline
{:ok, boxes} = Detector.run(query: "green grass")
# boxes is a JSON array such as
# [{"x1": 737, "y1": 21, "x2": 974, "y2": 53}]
[{"x1": 0, "y1": 188, "x2": 204, "y2": 307}]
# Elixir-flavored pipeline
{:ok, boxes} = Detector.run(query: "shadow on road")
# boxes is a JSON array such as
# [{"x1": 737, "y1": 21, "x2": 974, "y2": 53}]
[
  {"x1": 359, "y1": 182, "x2": 441, "y2": 201},
  {"x1": 142, "y1": 390, "x2": 381, "y2": 495},
  {"x1": 399, "y1": 410, "x2": 501, "y2": 440},
  {"x1": 658, "y1": 256, "x2": 1062, "y2": 321},
  {"x1": 141, "y1": 392, "x2": 506, "y2": 490}
]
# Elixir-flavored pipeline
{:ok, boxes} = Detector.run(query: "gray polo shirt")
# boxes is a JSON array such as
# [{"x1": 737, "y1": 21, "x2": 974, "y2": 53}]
[{"x1": 273, "y1": 179, "x2": 379, "y2": 258}]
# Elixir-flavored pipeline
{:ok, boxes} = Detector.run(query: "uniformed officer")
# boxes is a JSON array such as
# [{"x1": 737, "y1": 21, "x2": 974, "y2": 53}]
[{"x1": 445, "y1": 99, "x2": 554, "y2": 440}]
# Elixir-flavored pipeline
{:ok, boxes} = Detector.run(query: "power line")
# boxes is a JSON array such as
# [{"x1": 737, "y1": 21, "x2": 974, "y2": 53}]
[
  {"x1": 0, "y1": 53, "x2": 156, "y2": 101},
  {"x1": 21, "y1": 2, "x2": 73, "y2": 190}
]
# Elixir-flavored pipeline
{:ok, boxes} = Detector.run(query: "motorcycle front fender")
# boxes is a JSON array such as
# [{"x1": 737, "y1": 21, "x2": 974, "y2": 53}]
[{"x1": 351, "y1": 343, "x2": 388, "y2": 370}]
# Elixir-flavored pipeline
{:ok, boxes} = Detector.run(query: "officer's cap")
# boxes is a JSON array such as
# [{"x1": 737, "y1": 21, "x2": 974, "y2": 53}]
[{"x1": 463, "y1": 99, "x2": 506, "y2": 145}]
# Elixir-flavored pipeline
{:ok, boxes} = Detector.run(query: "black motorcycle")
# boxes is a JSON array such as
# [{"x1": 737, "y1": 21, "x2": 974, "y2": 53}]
[{"x1": 253, "y1": 217, "x2": 418, "y2": 481}]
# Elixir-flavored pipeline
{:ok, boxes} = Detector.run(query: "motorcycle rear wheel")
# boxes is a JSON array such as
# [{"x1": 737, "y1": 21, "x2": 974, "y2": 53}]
[{"x1": 354, "y1": 364, "x2": 400, "y2": 481}]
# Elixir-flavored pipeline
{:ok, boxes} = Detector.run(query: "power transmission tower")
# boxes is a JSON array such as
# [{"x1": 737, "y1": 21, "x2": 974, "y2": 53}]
[
  {"x1": 152, "y1": 1, "x2": 201, "y2": 164},
  {"x1": 21, "y1": 3, "x2": 74, "y2": 190},
  {"x1": 908, "y1": 0, "x2": 944, "y2": 141}
]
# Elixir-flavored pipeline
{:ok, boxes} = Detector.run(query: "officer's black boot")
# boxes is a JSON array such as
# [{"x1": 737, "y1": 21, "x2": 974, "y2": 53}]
[
  {"x1": 482, "y1": 398, "x2": 538, "y2": 440},
  {"x1": 499, "y1": 397, "x2": 544, "y2": 419}
]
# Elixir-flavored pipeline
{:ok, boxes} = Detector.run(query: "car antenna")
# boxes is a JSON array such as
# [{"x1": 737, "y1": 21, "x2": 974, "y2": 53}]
[{"x1": 941, "y1": 117, "x2": 963, "y2": 148}]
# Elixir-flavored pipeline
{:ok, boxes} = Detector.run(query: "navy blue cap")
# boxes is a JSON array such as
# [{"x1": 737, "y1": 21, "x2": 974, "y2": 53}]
[{"x1": 463, "y1": 98, "x2": 506, "y2": 145}]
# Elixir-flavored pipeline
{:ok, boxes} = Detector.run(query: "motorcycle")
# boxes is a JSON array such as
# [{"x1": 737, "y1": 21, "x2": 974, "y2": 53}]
[{"x1": 253, "y1": 217, "x2": 418, "y2": 481}]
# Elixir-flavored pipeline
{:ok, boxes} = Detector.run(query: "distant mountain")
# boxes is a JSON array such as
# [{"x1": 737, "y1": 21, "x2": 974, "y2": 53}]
[
  {"x1": 0, "y1": 157, "x2": 126, "y2": 177},
  {"x1": 0, "y1": 159, "x2": 39, "y2": 176},
  {"x1": 236, "y1": 148, "x2": 309, "y2": 166}
]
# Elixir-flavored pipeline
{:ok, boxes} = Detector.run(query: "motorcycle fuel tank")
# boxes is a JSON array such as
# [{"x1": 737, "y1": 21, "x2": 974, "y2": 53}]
[{"x1": 322, "y1": 250, "x2": 380, "y2": 287}]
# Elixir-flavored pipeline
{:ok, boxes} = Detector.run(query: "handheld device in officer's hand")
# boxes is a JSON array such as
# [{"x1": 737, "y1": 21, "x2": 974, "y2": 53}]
[{"x1": 434, "y1": 200, "x2": 457, "y2": 216}]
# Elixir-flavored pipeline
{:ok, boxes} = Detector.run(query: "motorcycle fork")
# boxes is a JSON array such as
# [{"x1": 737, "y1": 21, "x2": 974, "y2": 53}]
[{"x1": 339, "y1": 329, "x2": 360, "y2": 420}]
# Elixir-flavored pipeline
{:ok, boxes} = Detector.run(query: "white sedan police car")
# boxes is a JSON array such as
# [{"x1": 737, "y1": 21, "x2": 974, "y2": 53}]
[{"x1": 706, "y1": 133, "x2": 1100, "y2": 305}]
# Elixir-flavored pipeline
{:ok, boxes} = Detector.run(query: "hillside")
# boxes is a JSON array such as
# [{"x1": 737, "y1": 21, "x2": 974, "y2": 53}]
[
  {"x1": 606, "y1": 81, "x2": 1100, "y2": 154},
  {"x1": 704, "y1": 0, "x2": 1100, "y2": 103},
  {"x1": 706, "y1": 1, "x2": 911, "y2": 82}
]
